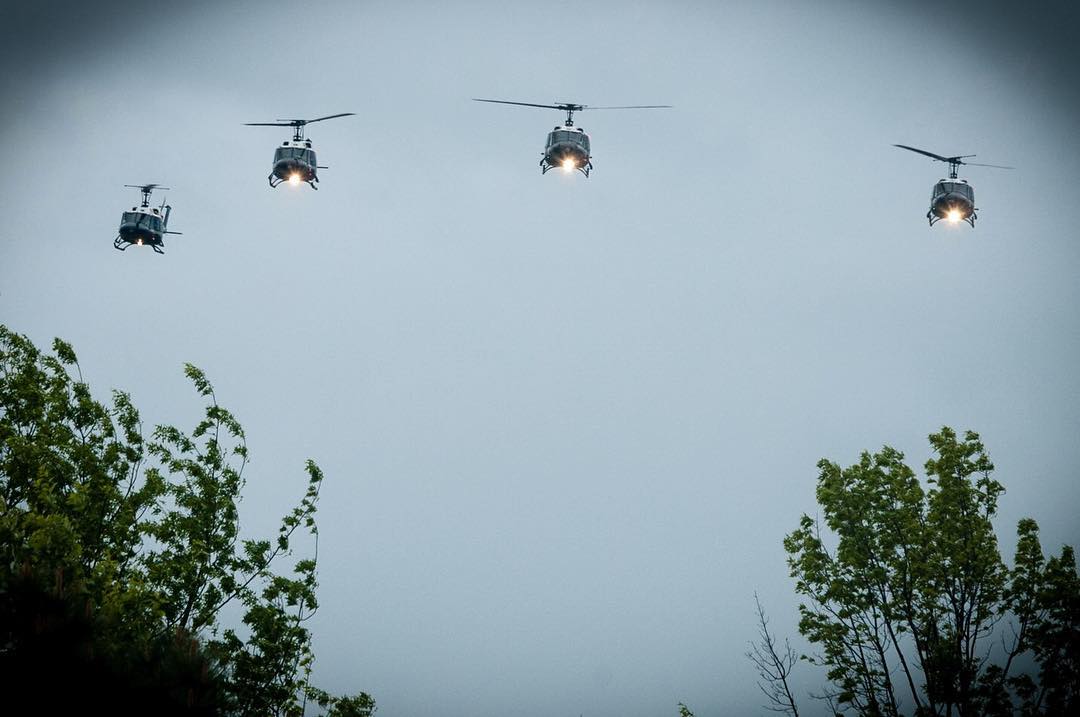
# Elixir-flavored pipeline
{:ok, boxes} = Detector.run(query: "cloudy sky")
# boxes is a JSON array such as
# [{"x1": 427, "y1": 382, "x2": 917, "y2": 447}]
[{"x1": 2, "y1": 1, "x2": 1078, "y2": 715}]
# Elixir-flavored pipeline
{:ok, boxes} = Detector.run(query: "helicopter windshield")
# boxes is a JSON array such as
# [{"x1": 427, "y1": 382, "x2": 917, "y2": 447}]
[
  {"x1": 934, "y1": 181, "x2": 974, "y2": 200},
  {"x1": 121, "y1": 212, "x2": 163, "y2": 232},
  {"x1": 547, "y1": 130, "x2": 589, "y2": 151},
  {"x1": 274, "y1": 147, "x2": 316, "y2": 164}
]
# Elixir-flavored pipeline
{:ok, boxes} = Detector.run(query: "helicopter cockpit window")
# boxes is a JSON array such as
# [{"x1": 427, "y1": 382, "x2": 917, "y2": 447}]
[
  {"x1": 275, "y1": 147, "x2": 314, "y2": 163},
  {"x1": 550, "y1": 131, "x2": 581, "y2": 146},
  {"x1": 934, "y1": 182, "x2": 974, "y2": 201}
]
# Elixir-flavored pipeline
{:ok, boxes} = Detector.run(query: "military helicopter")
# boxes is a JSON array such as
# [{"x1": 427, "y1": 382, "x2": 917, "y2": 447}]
[
  {"x1": 894, "y1": 144, "x2": 1014, "y2": 227},
  {"x1": 114, "y1": 184, "x2": 180, "y2": 254},
  {"x1": 244, "y1": 113, "x2": 355, "y2": 189},
  {"x1": 473, "y1": 99, "x2": 671, "y2": 176}
]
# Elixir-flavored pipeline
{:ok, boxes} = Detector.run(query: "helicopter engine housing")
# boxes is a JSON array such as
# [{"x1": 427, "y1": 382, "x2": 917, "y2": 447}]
[{"x1": 929, "y1": 179, "x2": 976, "y2": 227}]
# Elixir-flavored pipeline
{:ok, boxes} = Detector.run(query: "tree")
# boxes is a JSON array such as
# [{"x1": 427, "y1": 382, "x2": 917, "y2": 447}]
[
  {"x1": 781, "y1": 428, "x2": 1079, "y2": 716},
  {"x1": 0, "y1": 325, "x2": 373, "y2": 715}
]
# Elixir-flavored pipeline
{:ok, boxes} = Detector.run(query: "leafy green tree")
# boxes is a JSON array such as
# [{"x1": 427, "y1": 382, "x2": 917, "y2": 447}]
[
  {"x1": 0, "y1": 325, "x2": 372, "y2": 715},
  {"x1": 782, "y1": 428, "x2": 1079, "y2": 716}
]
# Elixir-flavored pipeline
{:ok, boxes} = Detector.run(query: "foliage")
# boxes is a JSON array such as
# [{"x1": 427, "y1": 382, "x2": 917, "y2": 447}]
[
  {"x1": 783, "y1": 428, "x2": 1079, "y2": 716},
  {"x1": 0, "y1": 325, "x2": 372, "y2": 715}
]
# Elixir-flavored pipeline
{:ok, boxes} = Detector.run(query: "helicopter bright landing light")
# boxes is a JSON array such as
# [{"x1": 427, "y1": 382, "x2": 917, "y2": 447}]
[
  {"x1": 562, "y1": 159, "x2": 575, "y2": 172},
  {"x1": 289, "y1": 174, "x2": 301, "y2": 186},
  {"x1": 947, "y1": 209, "x2": 962, "y2": 223}
]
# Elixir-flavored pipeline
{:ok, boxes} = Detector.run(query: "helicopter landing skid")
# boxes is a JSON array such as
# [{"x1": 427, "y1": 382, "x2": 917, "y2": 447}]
[
  {"x1": 927, "y1": 209, "x2": 976, "y2": 228},
  {"x1": 268, "y1": 174, "x2": 319, "y2": 190},
  {"x1": 114, "y1": 236, "x2": 164, "y2": 254},
  {"x1": 540, "y1": 158, "x2": 592, "y2": 177}
]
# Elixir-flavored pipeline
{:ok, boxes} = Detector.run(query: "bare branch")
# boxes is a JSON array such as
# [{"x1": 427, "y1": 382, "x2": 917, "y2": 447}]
[{"x1": 746, "y1": 592, "x2": 801, "y2": 717}]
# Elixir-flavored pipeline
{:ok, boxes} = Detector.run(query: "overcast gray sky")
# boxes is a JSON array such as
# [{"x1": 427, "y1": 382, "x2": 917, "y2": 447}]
[{"x1": 2, "y1": 1, "x2": 1078, "y2": 715}]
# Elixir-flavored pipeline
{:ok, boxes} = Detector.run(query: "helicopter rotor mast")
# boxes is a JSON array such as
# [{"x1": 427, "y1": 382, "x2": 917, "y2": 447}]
[
  {"x1": 123, "y1": 183, "x2": 169, "y2": 207},
  {"x1": 472, "y1": 98, "x2": 671, "y2": 127},
  {"x1": 244, "y1": 112, "x2": 355, "y2": 141},
  {"x1": 894, "y1": 144, "x2": 1014, "y2": 179}
]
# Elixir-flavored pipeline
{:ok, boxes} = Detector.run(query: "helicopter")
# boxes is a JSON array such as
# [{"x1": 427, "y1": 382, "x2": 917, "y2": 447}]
[
  {"x1": 894, "y1": 144, "x2": 1013, "y2": 227},
  {"x1": 244, "y1": 113, "x2": 355, "y2": 189},
  {"x1": 473, "y1": 99, "x2": 671, "y2": 177},
  {"x1": 115, "y1": 184, "x2": 180, "y2": 254}
]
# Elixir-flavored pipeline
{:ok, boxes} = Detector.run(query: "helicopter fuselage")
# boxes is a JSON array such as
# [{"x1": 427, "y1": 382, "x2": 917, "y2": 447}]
[
  {"x1": 928, "y1": 178, "x2": 976, "y2": 227},
  {"x1": 542, "y1": 125, "x2": 592, "y2": 176},
  {"x1": 116, "y1": 206, "x2": 169, "y2": 251},
  {"x1": 270, "y1": 140, "x2": 319, "y2": 187}
]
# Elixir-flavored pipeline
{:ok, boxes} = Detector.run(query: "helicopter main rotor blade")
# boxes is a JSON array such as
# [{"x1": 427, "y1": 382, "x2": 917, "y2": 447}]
[
  {"x1": 271, "y1": 113, "x2": 355, "y2": 126},
  {"x1": 472, "y1": 98, "x2": 570, "y2": 110},
  {"x1": 303, "y1": 112, "x2": 356, "y2": 124},
  {"x1": 583, "y1": 105, "x2": 673, "y2": 110},
  {"x1": 245, "y1": 122, "x2": 296, "y2": 127},
  {"x1": 962, "y1": 161, "x2": 1015, "y2": 170},
  {"x1": 889, "y1": 141, "x2": 976, "y2": 161},
  {"x1": 893, "y1": 144, "x2": 970, "y2": 163},
  {"x1": 894, "y1": 144, "x2": 1012, "y2": 169}
]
